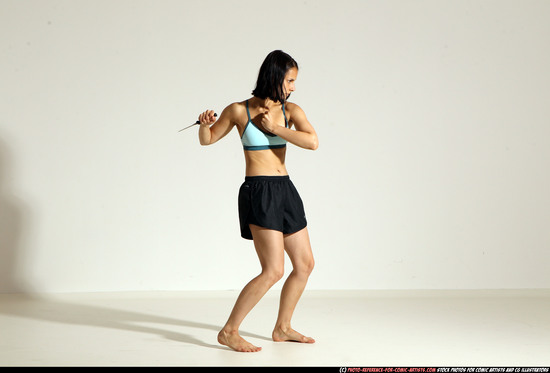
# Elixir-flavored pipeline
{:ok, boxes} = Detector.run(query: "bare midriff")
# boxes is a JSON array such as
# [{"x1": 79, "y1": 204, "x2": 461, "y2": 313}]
[{"x1": 244, "y1": 147, "x2": 288, "y2": 176}]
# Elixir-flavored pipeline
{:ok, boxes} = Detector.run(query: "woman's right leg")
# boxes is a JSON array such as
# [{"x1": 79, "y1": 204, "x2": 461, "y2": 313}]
[{"x1": 218, "y1": 224, "x2": 285, "y2": 352}]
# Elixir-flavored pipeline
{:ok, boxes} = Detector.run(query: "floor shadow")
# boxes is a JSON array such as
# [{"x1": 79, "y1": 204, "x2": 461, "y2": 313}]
[
  {"x1": 0, "y1": 136, "x2": 34, "y2": 293},
  {"x1": 0, "y1": 136, "x2": 268, "y2": 350},
  {"x1": 0, "y1": 294, "x2": 270, "y2": 351}
]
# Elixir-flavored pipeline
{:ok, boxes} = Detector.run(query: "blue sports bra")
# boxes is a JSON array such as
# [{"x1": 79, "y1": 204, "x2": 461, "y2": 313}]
[{"x1": 241, "y1": 100, "x2": 288, "y2": 151}]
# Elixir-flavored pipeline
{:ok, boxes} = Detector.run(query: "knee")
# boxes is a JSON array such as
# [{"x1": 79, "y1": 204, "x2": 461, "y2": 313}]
[
  {"x1": 262, "y1": 267, "x2": 285, "y2": 285},
  {"x1": 296, "y1": 257, "x2": 315, "y2": 277},
  {"x1": 306, "y1": 257, "x2": 315, "y2": 275}
]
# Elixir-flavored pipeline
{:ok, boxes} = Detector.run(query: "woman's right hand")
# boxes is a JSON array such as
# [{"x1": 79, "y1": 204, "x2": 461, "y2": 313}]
[{"x1": 198, "y1": 110, "x2": 217, "y2": 126}]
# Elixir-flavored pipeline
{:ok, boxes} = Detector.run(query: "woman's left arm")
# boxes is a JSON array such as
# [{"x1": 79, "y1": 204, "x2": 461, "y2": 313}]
[{"x1": 261, "y1": 103, "x2": 319, "y2": 150}]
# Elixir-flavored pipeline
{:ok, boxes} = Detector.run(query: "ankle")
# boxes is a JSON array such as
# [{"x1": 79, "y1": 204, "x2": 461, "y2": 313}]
[
  {"x1": 220, "y1": 326, "x2": 239, "y2": 335},
  {"x1": 274, "y1": 323, "x2": 291, "y2": 333}
]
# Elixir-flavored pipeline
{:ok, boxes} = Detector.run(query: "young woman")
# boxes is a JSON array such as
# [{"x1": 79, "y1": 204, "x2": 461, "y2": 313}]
[{"x1": 197, "y1": 50, "x2": 318, "y2": 352}]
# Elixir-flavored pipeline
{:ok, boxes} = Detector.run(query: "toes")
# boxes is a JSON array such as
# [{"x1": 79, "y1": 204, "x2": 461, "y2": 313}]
[{"x1": 241, "y1": 345, "x2": 261, "y2": 352}]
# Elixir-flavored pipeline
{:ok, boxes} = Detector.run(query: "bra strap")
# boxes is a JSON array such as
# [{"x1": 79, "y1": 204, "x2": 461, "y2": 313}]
[
  {"x1": 282, "y1": 103, "x2": 289, "y2": 128},
  {"x1": 246, "y1": 100, "x2": 251, "y2": 121}
]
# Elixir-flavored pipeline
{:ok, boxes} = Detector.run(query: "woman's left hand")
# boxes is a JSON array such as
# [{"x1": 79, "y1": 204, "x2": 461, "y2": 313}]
[{"x1": 260, "y1": 111, "x2": 276, "y2": 133}]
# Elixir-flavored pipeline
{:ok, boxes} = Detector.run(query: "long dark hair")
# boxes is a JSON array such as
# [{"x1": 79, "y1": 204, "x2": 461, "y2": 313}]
[{"x1": 252, "y1": 50, "x2": 298, "y2": 104}]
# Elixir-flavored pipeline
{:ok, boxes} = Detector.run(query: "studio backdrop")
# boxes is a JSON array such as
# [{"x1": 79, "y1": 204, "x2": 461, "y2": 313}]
[{"x1": 1, "y1": 0, "x2": 549, "y2": 293}]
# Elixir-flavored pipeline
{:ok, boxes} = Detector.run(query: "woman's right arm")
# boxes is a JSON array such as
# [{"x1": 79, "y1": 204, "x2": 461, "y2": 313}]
[{"x1": 198, "y1": 104, "x2": 239, "y2": 146}]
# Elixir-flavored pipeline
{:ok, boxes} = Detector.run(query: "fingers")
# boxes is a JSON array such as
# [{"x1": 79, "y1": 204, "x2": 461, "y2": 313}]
[
  {"x1": 260, "y1": 112, "x2": 273, "y2": 132},
  {"x1": 198, "y1": 110, "x2": 216, "y2": 125},
  {"x1": 260, "y1": 111, "x2": 270, "y2": 124}
]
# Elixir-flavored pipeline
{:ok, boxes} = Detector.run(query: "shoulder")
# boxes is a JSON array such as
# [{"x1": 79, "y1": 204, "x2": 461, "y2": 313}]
[
  {"x1": 224, "y1": 101, "x2": 247, "y2": 116},
  {"x1": 284, "y1": 101, "x2": 307, "y2": 119},
  {"x1": 220, "y1": 101, "x2": 248, "y2": 122},
  {"x1": 284, "y1": 101, "x2": 314, "y2": 131},
  {"x1": 284, "y1": 101, "x2": 299, "y2": 111},
  {"x1": 220, "y1": 100, "x2": 251, "y2": 129},
  {"x1": 285, "y1": 101, "x2": 305, "y2": 113}
]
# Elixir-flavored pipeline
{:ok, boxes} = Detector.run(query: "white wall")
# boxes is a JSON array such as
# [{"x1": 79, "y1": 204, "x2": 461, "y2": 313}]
[{"x1": 1, "y1": 0, "x2": 549, "y2": 293}]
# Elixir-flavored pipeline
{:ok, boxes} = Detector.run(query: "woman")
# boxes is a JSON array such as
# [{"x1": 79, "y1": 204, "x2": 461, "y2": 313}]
[{"x1": 197, "y1": 50, "x2": 318, "y2": 352}]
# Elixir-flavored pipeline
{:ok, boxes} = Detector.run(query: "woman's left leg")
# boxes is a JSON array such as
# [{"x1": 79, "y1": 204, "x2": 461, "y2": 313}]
[
  {"x1": 272, "y1": 227, "x2": 315, "y2": 343},
  {"x1": 218, "y1": 225, "x2": 285, "y2": 352}
]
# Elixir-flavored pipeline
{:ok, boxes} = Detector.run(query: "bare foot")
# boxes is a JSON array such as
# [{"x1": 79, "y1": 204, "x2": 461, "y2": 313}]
[
  {"x1": 218, "y1": 329, "x2": 262, "y2": 352},
  {"x1": 272, "y1": 326, "x2": 315, "y2": 344}
]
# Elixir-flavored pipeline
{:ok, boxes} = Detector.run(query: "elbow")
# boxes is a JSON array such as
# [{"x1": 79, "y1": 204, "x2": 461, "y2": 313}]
[
  {"x1": 199, "y1": 136, "x2": 211, "y2": 146},
  {"x1": 310, "y1": 137, "x2": 319, "y2": 151}
]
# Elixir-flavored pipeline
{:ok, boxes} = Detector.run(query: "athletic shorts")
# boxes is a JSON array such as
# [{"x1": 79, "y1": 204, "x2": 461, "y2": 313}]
[{"x1": 238, "y1": 175, "x2": 307, "y2": 240}]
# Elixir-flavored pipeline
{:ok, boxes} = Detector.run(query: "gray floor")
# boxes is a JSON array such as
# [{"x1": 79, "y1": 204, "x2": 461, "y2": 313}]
[{"x1": 0, "y1": 290, "x2": 549, "y2": 366}]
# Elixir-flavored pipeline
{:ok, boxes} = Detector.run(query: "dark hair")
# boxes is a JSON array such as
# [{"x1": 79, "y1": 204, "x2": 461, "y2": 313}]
[{"x1": 252, "y1": 50, "x2": 298, "y2": 104}]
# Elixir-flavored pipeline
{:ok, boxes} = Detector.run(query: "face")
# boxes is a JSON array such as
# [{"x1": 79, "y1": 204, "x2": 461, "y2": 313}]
[{"x1": 283, "y1": 67, "x2": 298, "y2": 100}]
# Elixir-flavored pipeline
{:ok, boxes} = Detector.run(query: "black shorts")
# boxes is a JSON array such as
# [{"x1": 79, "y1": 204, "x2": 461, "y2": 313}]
[{"x1": 238, "y1": 175, "x2": 307, "y2": 240}]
